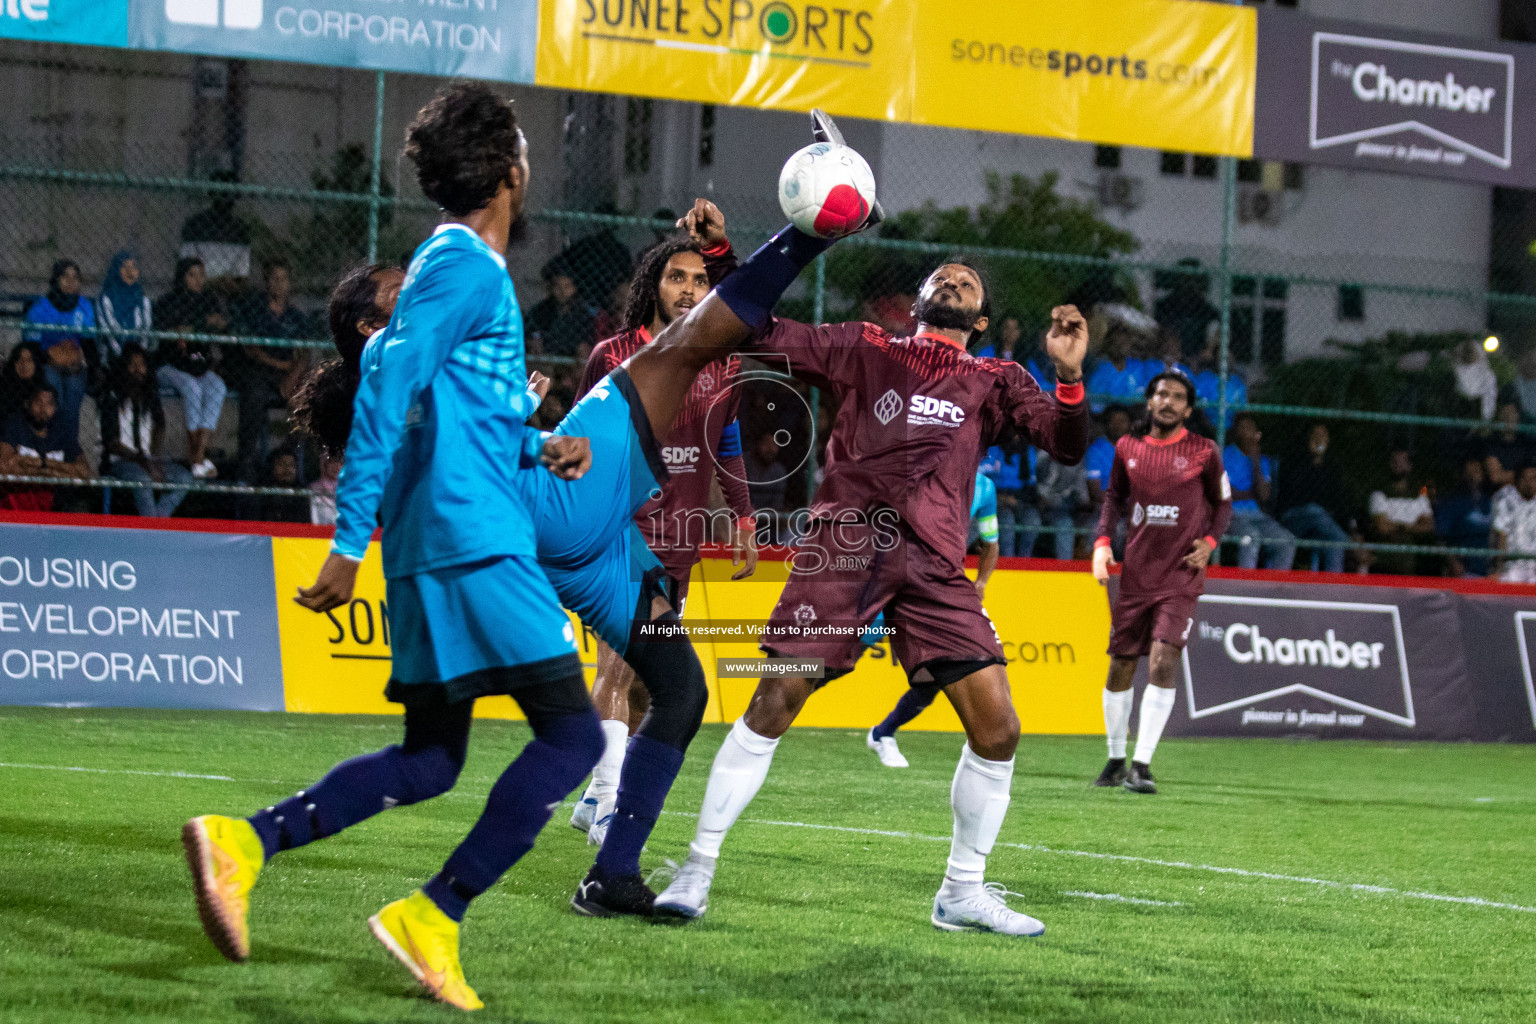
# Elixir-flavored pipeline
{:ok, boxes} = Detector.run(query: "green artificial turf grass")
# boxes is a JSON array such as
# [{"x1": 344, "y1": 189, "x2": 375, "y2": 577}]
[{"x1": 1, "y1": 707, "x2": 1532, "y2": 1023}]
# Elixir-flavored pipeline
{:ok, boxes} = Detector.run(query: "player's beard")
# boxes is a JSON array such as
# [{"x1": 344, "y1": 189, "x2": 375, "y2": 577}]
[{"x1": 913, "y1": 291, "x2": 981, "y2": 333}]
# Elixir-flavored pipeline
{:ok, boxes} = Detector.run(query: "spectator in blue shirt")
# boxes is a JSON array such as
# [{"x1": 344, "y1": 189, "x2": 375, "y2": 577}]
[
  {"x1": 1085, "y1": 322, "x2": 1145, "y2": 412},
  {"x1": 1224, "y1": 413, "x2": 1295, "y2": 569},
  {"x1": 1138, "y1": 328, "x2": 1193, "y2": 383},
  {"x1": 1193, "y1": 351, "x2": 1247, "y2": 430},
  {"x1": 1085, "y1": 404, "x2": 1132, "y2": 552},
  {"x1": 1435, "y1": 455, "x2": 1493, "y2": 577},
  {"x1": 98, "y1": 251, "x2": 152, "y2": 367},
  {"x1": 981, "y1": 443, "x2": 1038, "y2": 558},
  {"x1": 24, "y1": 259, "x2": 96, "y2": 444}
]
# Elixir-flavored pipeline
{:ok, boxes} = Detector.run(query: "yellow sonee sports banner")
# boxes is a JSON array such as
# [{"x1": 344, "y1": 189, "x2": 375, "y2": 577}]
[
  {"x1": 535, "y1": 0, "x2": 1255, "y2": 156},
  {"x1": 273, "y1": 538, "x2": 1109, "y2": 735}
]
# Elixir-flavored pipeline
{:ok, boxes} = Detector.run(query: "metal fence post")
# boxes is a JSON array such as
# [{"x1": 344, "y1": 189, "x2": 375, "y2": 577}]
[
  {"x1": 1216, "y1": 154, "x2": 1237, "y2": 449},
  {"x1": 805, "y1": 254, "x2": 827, "y2": 500},
  {"x1": 367, "y1": 70, "x2": 385, "y2": 263}
]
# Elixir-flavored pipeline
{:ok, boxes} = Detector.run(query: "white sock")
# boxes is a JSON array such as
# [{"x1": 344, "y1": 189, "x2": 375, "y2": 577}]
[
  {"x1": 690, "y1": 718, "x2": 779, "y2": 860},
  {"x1": 588, "y1": 720, "x2": 630, "y2": 802},
  {"x1": 1133, "y1": 685, "x2": 1177, "y2": 765},
  {"x1": 944, "y1": 744, "x2": 1014, "y2": 892},
  {"x1": 1103, "y1": 688, "x2": 1133, "y2": 759}
]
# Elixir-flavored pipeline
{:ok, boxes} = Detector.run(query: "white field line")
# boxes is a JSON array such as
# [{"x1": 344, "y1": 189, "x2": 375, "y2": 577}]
[
  {"x1": 1063, "y1": 890, "x2": 1182, "y2": 906},
  {"x1": 3, "y1": 761, "x2": 1532, "y2": 915}
]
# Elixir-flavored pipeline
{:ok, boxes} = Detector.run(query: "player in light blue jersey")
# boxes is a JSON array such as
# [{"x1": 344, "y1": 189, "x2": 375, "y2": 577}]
[
  {"x1": 864, "y1": 468, "x2": 1002, "y2": 768},
  {"x1": 180, "y1": 84, "x2": 606, "y2": 1012}
]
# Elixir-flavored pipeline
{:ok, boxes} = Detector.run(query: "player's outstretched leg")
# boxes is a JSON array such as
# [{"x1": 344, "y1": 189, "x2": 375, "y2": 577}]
[
  {"x1": 572, "y1": 640, "x2": 645, "y2": 841},
  {"x1": 1125, "y1": 642, "x2": 1179, "y2": 794},
  {"x1": 572, "y1": 613, "x2": 710, "y2": 917},
  {"x1": 1096, "y1": 656, "x2": 1137, "y2": 787},
  {"x1": 653, "y1": 676, "x2": 815, "y2": 920},
  {"x1": 182, "y1": 700, "x2": 475, "y2": 962},
  {"x1": 929, "y1": 666, "x2": 1044, "y2": 938},
  {"x1": 867, "y1": 687, "x2": 939, "y2": 768},
  {"x1": 370, "y1": 674, "x2": 602, "y2": 1011}
]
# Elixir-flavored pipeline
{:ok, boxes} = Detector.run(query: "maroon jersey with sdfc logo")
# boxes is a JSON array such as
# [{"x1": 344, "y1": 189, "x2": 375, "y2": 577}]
[{"x1": 1095, "y1": 428, "x2": 1232, "y2": 596}]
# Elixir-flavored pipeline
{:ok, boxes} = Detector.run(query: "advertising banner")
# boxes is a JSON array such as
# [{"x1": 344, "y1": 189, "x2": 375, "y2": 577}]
[
  {"x1": 534, "y1": 0, "x2": 917, "y2": 124},
  {"x1": 0, "y1": 522, "x2": 284, "y2": 711},
  {"x1": 912, "y1": 0, "x2": 1255, "y2": 156},
  {"x1": 1254, "y1": 8, "x2": 1536, "y2": 187},
  {"x1": 127, "y1": 0, "x2": 539, "y2": 84},
  {"x1": 0, "y1": 0, "x2": 129, "y2": 47},
  {"x1": 1162, "y1": 578, "x2": 1478, "y2": 741},
  {"x1": 1453, "y1": 594, "x2": 1536, "y2": 743},
  {"x1": 536, "y1": 0, "x2": 1257, "y2": 156}
]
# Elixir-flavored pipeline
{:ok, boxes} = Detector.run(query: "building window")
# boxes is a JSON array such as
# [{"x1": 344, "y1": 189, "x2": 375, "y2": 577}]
[
  {"x1": 1160, "y1": 151, "x2": 1187, "y2": 176},
  {"x1": 1282, "y1": 162, "x2": 1305, "y2": 190},
  {"x1": 1192, "y1": 155, "x2": 1218, "y2": 178},
  {"x1": 1095, "y1": 145, "x2": 1121, "y2": 169},
  {"x1": 1163, "y1": 151, "x2": 1220, "y2": 179},
  {"x1": 698, "y1": 104, "x2": 715, "y2": 168},
  {"x1": 1337, "y1": 284, "x2": 1365, "y2": 322},
  {"x1": 1230, "y1": 276, "x2": 1288, "y2": 365},
  {"x1": 624, "y1": 97, "x2": 653, "y2": 176},
  {"x1": 1237, "y1": 159, "x2": 1262, "y2": 183}
]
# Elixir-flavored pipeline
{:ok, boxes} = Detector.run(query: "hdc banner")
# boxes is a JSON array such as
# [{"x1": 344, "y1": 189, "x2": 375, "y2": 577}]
[
  {"x1": 535, "y1": 0, "x2": 1257, "y2": 157},
  {"x1": 0, "y1": 0, "x2": 128, "y2": 46},
  {"x1": 128, "y1": 0, "x2": 540, "y2": 84},
  {"x1": 0, "y1": 523, "x2": 284, "y2": 711}
]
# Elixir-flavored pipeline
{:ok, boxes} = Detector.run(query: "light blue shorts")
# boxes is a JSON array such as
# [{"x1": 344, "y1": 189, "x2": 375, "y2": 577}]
[{"x1": 385, "y1": 554, "x2": 582, "y2": 704}]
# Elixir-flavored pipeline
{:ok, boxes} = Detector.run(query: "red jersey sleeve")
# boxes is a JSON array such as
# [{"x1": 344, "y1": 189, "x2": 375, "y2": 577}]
[
  {"x1": 1095, "y1": 439, "x2": 1130, "y2": 544},
  {"x1": 575, "y1": 338, "x2": 624, "y2": 401},
  {"x1": 991, "y1": 362, "x2": 1090, "y2": 467},
  {"x1": 1203, "y1": 443, "x2": 1233, "y2": 545},
  {"x1": 701, "y1": 241, "x2": 738, "y2": 289},
  {"x1": 747, "y1": 318, "x2": 879, "y2": 391}
]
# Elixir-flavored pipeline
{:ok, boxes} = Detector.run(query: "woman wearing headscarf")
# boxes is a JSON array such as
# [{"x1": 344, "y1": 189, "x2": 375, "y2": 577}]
[
  {"x1": 98, "y1": 251, "x2": 152, "y2": 366},
  {"x1": 23, "y1": 258, "x2": 96, "y2": 443},
  {"x1": 153, "y1": 256, "x2": 228, "y2": 479},
  {"x1": 0, "y1": 342, "x2": 44, "y2": 422}
]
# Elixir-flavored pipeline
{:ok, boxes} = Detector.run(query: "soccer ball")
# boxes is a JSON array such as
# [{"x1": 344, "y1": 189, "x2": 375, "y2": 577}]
[{"x1": 778, "y1": 143, "x2": 877, "y2": 239}]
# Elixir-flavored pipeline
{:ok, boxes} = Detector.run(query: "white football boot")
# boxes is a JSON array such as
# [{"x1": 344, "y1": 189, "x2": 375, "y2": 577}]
[
  {"x1": 652, "y1": 851, "x2": 717, "y2": 920},
  {"x1": 932, "y1": 882, "x2": 1045, "y2": 937},
  {"x1": 866, "y1": 728, "x2": 909, "y2": 768}
]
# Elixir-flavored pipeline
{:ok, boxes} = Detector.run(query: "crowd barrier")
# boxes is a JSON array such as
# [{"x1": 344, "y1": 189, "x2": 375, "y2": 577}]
[{"x1": 1, "y1": 513, "x2": 1532, "y2": 743}]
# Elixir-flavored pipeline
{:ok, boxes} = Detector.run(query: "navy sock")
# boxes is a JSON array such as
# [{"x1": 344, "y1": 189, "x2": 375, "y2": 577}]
[
  {"x1": 715, "y1": 225, "x2": 832, "y2": 332},
  {"x1": 247, "y1": 742, "x2": 462, "y2": 861},
  {"x1": 594, "y1": 735, "x2": 685, "y2": 878},
  {"x1": 872, "y1": 689, "x2": 939, "y2": 741},
  {"x1": 424, "y1": 709, "x2": 603, "y2": 922}
]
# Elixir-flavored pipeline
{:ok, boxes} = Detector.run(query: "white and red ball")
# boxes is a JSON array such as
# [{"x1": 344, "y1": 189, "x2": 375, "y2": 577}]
[{"x1": 777, "y1": 142, "x2": 877, "y2": 239}]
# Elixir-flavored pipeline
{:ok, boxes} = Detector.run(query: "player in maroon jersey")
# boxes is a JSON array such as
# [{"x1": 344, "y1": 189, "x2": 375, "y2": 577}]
[
  {"x1": 1091, "y1": 371, "x2": 1232, "y2": 794},
  {"x1": 568, "y1": 220, "x2": 760, "y2": 843},
  {"x1": 655, "y1": 260, "x2": 1092, "y2": 937}
]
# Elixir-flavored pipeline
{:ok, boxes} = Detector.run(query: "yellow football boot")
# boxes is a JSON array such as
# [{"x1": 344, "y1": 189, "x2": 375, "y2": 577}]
[
  {"x1": 368, "y1": 890, "x2": 484, "y2": 1012},
  {"x1": 181, "y1": 814, "x2": 264, "y2": 962}
]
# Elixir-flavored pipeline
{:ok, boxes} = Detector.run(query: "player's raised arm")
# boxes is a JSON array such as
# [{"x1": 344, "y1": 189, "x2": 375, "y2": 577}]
[{"x1": 993, "y1": 305, "x2": 1091, "y2": 466}]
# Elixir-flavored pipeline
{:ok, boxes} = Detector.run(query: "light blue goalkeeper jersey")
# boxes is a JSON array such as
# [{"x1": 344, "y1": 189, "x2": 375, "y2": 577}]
[
  {"x1": 332, "y1": 223, "x2": 548, "y2": 578},
  {"x1": 971, "y1": 470, "x2": 999, "y2": 545}
]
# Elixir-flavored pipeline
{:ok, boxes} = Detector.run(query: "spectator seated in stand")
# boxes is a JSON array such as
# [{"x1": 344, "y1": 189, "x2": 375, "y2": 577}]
[
  {"x1": 1367, "y1": 448, "x2": 1437, "y2": 576},
  {"x1": 1512, "y1": 349, "x2": 1536, "y2": 422},
  {"x1": 525, "y1": 257, "x2": 597, "y2": 358},
  {"x1": 231, "y1": 257, "x2": 313, "y2": 483},
  {"x1": 1453, "y1": 337, "x2": 1499, "y2": 422},
  {"x1": 0, "y1": 381, "x2": 92, "y2": 510},
  {"x1": 1035, "y1": 448, "x2": 1089, "y2": 560},
  {"x1": 1138, "y1": 327, "x2": 1193, "y2": 383},
  {"x1": 308, "y1": 455, "x2": 341, "y2": 526},
  {"x1": 1493, "y1": 461, "x2": 1536, "y2": 584},
  {"x1": 1084, "y1": 309, "x2": 1150, "y2": 412},
  {"x1": 153, "y1": 257, "x2": 229, "y2": 480},
  {"x1": 1436, "y1": 454, "x2": 1493, "y2": 578},
  {"x1": 24, "y1": 258, "x2": 96, "y2": 444},
  {"x1": 1192, "y1": 347, "x2": 1247, "y2": 429},
  {"x1": 980, "y1": 443, "x2": 1039, "y2": 558},
  {"x1": 1278, "y1": 423, "x2": 1352, "y2": 573},
  {"x1": 0, "y1": 342, "x2": 45, "y2": 422},
  {"x1": 1223, "y1": 412, "x2": 1296, "y2": 570},
  {"x1": 1481, "y1": 401, "x2": 1531, "y2": 490},
  {"x1": 100, "y1": 343, "x2": 192, "y2": 518},
  {"x1": 251, "y1": 446, "x2": 309, "y2": 524},
  {"x1": 97, "y1": 251, "x2": 152, "y2": 368}
]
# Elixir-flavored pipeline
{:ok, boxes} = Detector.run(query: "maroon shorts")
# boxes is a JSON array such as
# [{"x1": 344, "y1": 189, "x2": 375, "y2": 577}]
[
  {"x1": 761, "y1": 519, "x2": 1004, "y2": 683},
  {"x1": 1108, "y1": 591, "x2": 1199, "y2": 658}
]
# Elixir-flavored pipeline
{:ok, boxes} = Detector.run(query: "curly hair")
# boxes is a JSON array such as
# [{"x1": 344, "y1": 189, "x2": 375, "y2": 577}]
[
  {"x1": 620, "y1": 235, "x2": 700, "y2": 333},
  {"x1": 291, "y1": 264, "x2": 392, "y2": 460},
  {"x1": 404, "y1": 82, "x2": 521, "y2": 217}
]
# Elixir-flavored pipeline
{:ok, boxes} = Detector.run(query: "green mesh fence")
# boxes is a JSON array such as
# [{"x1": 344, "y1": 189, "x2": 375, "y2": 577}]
[{"x1": 2, "y1": 44, "x2": 1536, "y2": 578}]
